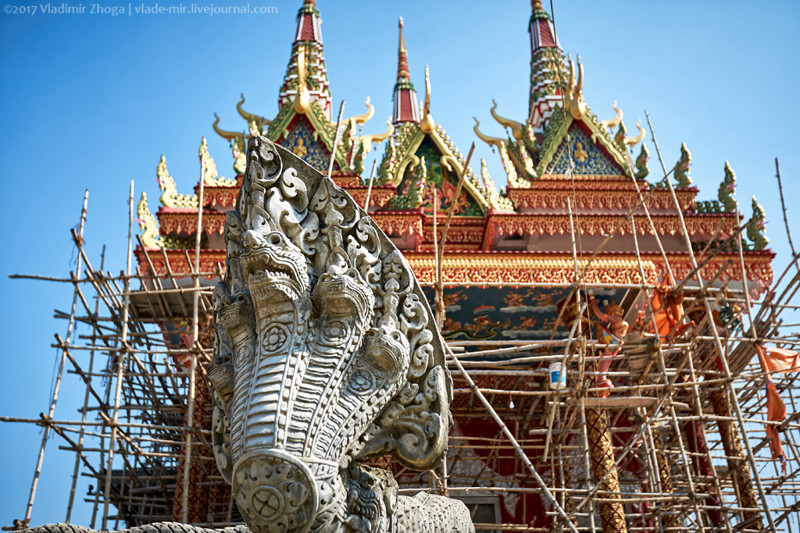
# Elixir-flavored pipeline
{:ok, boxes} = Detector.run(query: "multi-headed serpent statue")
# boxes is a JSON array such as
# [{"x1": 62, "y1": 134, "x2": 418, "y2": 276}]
[
  {"x1": 208, "y1": 135, "x2": 472, "y2": 532},
  {"x1": 27, "y1": 137, "x2": 473, "y2": 533}
]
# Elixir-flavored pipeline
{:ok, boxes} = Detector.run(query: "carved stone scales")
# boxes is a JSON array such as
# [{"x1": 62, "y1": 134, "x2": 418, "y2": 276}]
[{"x1": 207, "y1": 135, "x2": 474, "y2": 532}]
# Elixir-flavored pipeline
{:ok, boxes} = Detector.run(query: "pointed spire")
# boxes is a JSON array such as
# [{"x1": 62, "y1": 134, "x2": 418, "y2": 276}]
[
  {"x1": 278, "y1": 0, "x2": 332, "y2": 119},
  {"x1": 397, "y1": 16, "x2": 410, "y2": 80},
  {"x1": 295, "y1": 0, "x2": 322, "y2": 43},
  {"x1": 528, "y1": 0, "x2": 568, "y2": 131},
  {"x1": 392, "y1": 17, "x2": 420, "y2": 125}
]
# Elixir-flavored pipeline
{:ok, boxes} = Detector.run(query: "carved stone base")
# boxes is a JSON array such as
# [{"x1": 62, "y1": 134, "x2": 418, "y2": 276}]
[{"x1": 396, "y1": 493, "x2": 474, "y2": 532}]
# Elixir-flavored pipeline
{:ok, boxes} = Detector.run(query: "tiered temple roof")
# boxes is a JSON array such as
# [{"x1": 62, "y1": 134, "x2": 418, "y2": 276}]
[{"x1": 136, "y1": 0, "x2": 772, "y2": 337}]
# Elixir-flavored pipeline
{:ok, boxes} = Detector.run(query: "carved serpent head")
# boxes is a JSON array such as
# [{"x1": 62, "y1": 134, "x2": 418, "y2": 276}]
[{"x1": 208, "y1": 136, "x2": 464, "y2": 533}]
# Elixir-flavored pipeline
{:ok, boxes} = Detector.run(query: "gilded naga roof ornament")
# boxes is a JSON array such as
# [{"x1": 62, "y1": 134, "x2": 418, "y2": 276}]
[
  {"x1": 473, "y1": 117, "x2": 506, "y2": 152},
  {"x1": 236, "y1": 93, "x2": 269, "y2": 132},
  {"x1": 212, "y1": 113, "x2": 247, "y2": 175},
  {"x1": 199, "y1": 137, "x2": 237, "y2": 187},
  {"x1": 212, "y1": 113, "x2": 245, "y2": 145},
  {"x1": 474, "y1": 117, "x2": 527, "y2": 188},
  {"x1": 673, "y1": 142, "x2": 692, "y2": 188},
  {"x1": 156, "y1": 155, "x2": 198, "y2": 208},
  {"x1": 360, "y1": 118, "x2": 395, "y2": 154},
  {"x1": 293, "y1": 47, "x2": 312, "y2": 114},
  {"x1": 231, "y1": 138, "x2": 246, "y2": 175},
  {"x1": 599, "y1": 101, "x2": 623, "y2": 131},
  {"x1": 420, "y1": 65, "x2": 435, "y2": 134},
  {"x1": 490, "y1": 99, "x2": 525, "y2": 142},
  {"x1": 564, "y1": 55, "x2": 587, "y2": 120},
  {"x1": 624, "y1": 119, "x2": 645, "y2": 148},
  {"x1": 480, "y1": 158, "x2": 515, "y2": 211},
  {"x1": 137, "y1": 192, "x2": 164, "y2": 248},
  {"x1": 348, "y1": 97, "x2": 375, "y2": 129},
  {"x1": 248, "y1": 120, "x2": 260, "y2": 137}
]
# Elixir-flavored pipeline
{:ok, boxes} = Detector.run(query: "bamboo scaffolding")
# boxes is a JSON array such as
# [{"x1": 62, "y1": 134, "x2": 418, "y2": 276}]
[{"x1": 4, "y1": 140, "x2": 800, "y2": 533}]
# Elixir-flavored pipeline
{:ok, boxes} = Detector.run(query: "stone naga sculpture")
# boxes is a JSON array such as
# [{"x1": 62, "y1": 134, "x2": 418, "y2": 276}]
[{"x1": 207, "y1": 135, "x2": 473, "y2": 533}]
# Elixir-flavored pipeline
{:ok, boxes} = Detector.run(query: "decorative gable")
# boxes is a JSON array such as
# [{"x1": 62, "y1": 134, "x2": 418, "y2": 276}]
[
  {"x1": 277, "y1": 113, "x2": 333, "y2": 172},
  {"x1": 390, "y1": 137, "x2": 484, "y2": 216},
  {"x1": 546, "y1": 122, "x2": 625, "y2": 176}
]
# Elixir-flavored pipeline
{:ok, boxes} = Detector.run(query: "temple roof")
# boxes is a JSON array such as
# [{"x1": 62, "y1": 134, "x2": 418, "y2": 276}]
[
  {"x1": 379, "y1": 63, "x2": 493, "y2": 215},
  {"x1": 135, "y1": 0, "x2": 773, "y2": 293}
]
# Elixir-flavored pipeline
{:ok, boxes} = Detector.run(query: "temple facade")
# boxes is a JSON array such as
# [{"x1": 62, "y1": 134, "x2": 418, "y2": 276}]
[{"x1": 131, "y1": 0, "x2": 776, "y2": 530}]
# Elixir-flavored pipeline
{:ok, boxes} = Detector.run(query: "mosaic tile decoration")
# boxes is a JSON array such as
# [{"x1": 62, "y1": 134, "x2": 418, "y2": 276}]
[{"x1": 547, "y1": 123, "x2": 624, "y2": 176}]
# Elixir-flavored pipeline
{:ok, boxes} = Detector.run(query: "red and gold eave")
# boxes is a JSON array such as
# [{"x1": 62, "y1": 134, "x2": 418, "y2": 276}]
[{"x1": 137, "y1": 173, "x2": 774, "y2": 293}]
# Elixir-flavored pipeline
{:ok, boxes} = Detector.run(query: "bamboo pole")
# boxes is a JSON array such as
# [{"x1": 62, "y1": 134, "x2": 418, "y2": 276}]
[
  {"x1": 437, "y1": 143, "x2": 475, "y2": 280},
  {"x1": 102, "y1": 181, "x2": 134, "y2": 528},
  {"x1": 23, "y1": 189, "x2": 89, "y2": 527},
  {"x1": 327, "y1": 101, "x2": 346, "y2": 181},
  {"x1": 179, "y1": 134, "x2": 208, "y2": 524},
  {"x1": 363, "y1": 159, "x2": 377, "y2": 212},
  {"x1": 774, "y1": 157, "x2": 797, "y2": 260}
]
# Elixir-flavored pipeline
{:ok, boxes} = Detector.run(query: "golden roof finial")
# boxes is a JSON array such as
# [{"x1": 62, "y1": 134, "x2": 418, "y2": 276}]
[
  {"x1": 360, "y1": 118, "x2": 395, "y2": 154},
  {"x1": 624, "y1": 119, "x2": 646, "y2": 147},
  {"x1": 199, "y1": 137, "x2": 219, "y2": 184},
  {"x1": 473, "y1": 117, "x2": 506, "y2": 152},
  {"x1": 137, "y1": 192, "x2": 164, "y2": 248},
  {"x1": 212, "y1": 113, "x2": 245, "y2": 145},
  {"x1": 293, "y1": 47, "x2": 311, "y2": 114},
  {"x1": 532, "y1": 0, "x2": 544, "y2": 8},
  {"x1": 348, "y1": 97, "x2": 375, "y2": 129},
  {"x1": 420, "y1": 65, "x2": 435, "y2": 134},
  {"x1": 490, "y1": 99, "x2": 525, "y2": 142},
  {"x1": 564, "y1": 54, "x2": 587, "y2": 119},
  {"x1": 600, "y1": 101, "x2": 623, "y2": 131},
  {"x1": 237, "y1": 93, "x2": 269, "y2": 131}
]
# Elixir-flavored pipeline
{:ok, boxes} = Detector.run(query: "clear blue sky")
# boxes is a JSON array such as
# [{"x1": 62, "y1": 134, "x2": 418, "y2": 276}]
[{"x1": 1, "y1": 0, "x2": 798, "y2": 526}]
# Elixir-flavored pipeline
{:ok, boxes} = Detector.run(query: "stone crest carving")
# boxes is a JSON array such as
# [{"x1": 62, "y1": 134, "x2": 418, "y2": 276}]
[{"x1": 208, "y1": 135, "x2": 473, "y2": 532}]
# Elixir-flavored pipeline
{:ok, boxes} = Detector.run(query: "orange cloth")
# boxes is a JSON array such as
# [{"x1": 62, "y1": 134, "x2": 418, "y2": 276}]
[
  {"x1": 756, "y1": 344, "x2": 790, "y2": 475},
  {"x1": 650, "y1": 279, "x2": 687, "y2": 340},
  {"x1": 762, "y1": 346, "x2": 800, "y2": 374}
]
